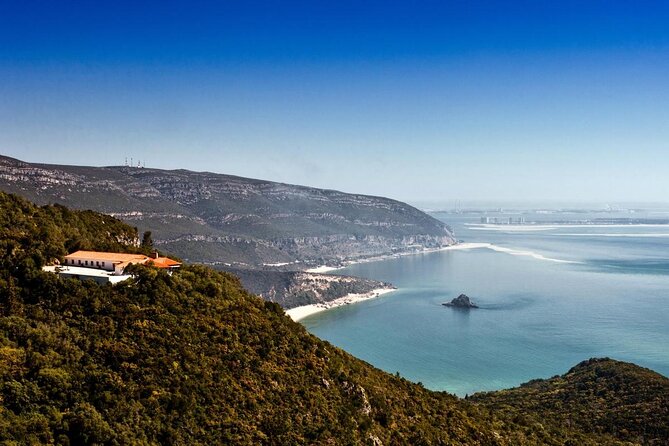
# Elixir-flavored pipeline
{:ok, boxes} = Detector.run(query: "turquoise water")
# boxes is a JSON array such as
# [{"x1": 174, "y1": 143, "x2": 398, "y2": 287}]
[{"x1": 301, "y1": 211, "x2": 669, "y2": 396}]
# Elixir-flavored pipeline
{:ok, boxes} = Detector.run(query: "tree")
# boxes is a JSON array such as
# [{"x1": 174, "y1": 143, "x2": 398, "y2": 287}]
[{"x1": 141, "y1": 231, "x2": 154, "y2": 249}]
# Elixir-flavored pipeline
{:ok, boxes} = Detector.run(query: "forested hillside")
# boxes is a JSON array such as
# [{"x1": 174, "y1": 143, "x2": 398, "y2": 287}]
[
  {"x1": 471, "y1": 358, "x2": 669, "y2": 445},
  {"x1": 0, "y1": 192, "x2": 665, "y2": 445}
]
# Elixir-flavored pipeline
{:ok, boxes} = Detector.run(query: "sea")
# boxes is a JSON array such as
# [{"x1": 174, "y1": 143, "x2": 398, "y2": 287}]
[{"x1": 300, "y1": 209, "x2": 669, "y2": 396}]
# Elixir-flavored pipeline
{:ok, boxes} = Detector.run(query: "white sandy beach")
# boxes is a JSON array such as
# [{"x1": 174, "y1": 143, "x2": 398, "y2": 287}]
[
  {"x1": 286, "y1": 288, "x2": 396, "y2": 322},
  {"x1": 304, "y1": 265, "x2": 342, "y2": 273}
]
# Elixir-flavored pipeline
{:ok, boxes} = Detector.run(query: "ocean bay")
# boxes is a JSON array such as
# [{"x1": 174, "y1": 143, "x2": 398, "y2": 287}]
[{"x1": 301, "y1": 212, "x2": 669, "y2": 396}]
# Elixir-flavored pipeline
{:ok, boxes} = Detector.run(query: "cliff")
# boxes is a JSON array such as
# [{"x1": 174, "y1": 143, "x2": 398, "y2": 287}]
[{"x1": 219, "y1": 267, "x2": 393, "y2": 309}]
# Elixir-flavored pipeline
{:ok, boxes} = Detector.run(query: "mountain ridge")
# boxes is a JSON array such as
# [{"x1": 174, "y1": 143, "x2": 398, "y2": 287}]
[{"x1": 0, "y1": 154, "x2": 455, "y2": 266}]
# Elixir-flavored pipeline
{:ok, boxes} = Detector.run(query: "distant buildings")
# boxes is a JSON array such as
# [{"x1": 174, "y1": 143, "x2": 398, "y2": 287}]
[
  {"x1": 45, "y1": 250, "x2": 181, "y2": 284},
  {"x1": 480, "y1": 216, "x2": 526, "y2": 225}
]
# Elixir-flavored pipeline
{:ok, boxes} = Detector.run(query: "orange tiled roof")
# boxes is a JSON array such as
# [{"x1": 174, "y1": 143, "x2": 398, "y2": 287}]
[
  {"x1": 148, "y1": 257, "x2": 182, "y2": 268},
  {"x1": 65, "y1": 251, "x2": 181, "y2": 269},
  {"x1": 64, "y1": 251, "x2": 149, "y2": 263}
]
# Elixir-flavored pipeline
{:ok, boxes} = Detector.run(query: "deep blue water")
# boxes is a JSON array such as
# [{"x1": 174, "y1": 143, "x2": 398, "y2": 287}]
[{"x1": 301, "y1": 210, "x2": 669, "y2": 396}]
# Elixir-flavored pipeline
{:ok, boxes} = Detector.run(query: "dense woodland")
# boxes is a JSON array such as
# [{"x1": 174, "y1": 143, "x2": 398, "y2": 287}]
[
  {"x1": 472, "y1": 358, "x2": 669, "y2": 445},
  {"x1": 0, "y1": 191, "x2": 666, "y2": 445}
]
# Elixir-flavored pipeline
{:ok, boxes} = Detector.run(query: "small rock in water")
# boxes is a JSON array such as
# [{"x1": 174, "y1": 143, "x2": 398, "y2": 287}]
[{"x1": 443, "y1": 294, "x2": 479, "y2": 309}]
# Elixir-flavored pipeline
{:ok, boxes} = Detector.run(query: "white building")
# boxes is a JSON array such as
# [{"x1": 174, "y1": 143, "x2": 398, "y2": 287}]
[
  {"x1": 63, "y1": 251, "x2": 151, "y2": 275},
  {"x1": 43, "y1": 265, "x2": 133, "y2": 285},
  {"x1": 44, "y1": 250, "x2": 182, "y2": 284}
]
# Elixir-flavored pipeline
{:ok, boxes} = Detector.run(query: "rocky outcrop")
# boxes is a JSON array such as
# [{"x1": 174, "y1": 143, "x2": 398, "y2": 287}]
[
  {"x1": 219, "y1": 267, "x2": 394, "y2": 309},
  {"x1": 443, "y1": 294, "x2": 479, "y2": 308},
  {"x1": 263, "y1": 234, "x2": 454, "y2": 262}
]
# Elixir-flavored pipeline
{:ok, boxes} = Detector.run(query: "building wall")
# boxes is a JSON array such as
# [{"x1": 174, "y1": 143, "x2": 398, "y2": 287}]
[
  {"x1": 59, "y1": 271, "x2": 131, "y2": 284},
  {"x1": 114, "y1": 263, "x2": 126, "y2": 275},
  {"x1": 64, "y1": 255, "x2": 148, "y2": 274},
  {"x1": 64, "y1": 256, "x2": 115, "y2": 271}
]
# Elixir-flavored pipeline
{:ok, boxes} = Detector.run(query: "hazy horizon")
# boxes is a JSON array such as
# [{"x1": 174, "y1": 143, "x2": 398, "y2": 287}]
[
  {"x1": 2, "y1": 1, "x2": 668, "y2": 203},
  {"x1": 5, "y1": 152, "x2": 669, "y2": 211}
]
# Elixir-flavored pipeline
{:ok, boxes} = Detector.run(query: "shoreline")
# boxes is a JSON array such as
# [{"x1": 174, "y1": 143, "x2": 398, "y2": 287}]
[
  {"x1": 292, "y1": 240, "x2": 577, "y2": 322},
  {"x1": 305, "y1": 242, "x2": 490, "y2": 274},
  {"x1": 305, "y1": 240, "x2": 578, "y2": 274},
  {"x1": 286, "y1": 287, "x2": 396, "y2": 322}
]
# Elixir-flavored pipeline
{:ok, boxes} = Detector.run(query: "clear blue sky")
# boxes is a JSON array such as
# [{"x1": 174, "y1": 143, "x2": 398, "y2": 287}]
[{"x1": 1, "y1": 1, "x2": 668, "y2": 204}]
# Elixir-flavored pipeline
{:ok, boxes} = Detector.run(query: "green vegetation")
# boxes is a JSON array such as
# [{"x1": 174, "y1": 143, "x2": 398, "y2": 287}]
[
  {"x1": 471, "y1": 358, "x2": 669, "y2": 445},
  {"x1": 0, "y1": 191, "x2": 665, "y2": 445},
  {"x1": 140, "y1": 231, "x2": 154, "y2": 250},
  {"x1": 0, "y1": 192, "x2": 140, "y2": 276}
]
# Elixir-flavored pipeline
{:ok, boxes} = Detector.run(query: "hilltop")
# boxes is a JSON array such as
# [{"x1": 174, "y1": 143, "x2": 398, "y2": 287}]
[
  {"x1": 471, "y1": 358, "x2": 669, "y2": 445},
  {"x1": 0, "y1": 155, "x2": 455, "y2": 266},
  {"x1": 1, "y1": 191, "x2": 667, "y2": 444}
]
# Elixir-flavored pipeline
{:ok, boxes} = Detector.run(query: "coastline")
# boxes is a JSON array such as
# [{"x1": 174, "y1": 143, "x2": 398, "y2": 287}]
[
  {"x1": 292, "y1": 240, "x2": 577, "y2": 323},
  {"x1": 286, "y1": 287, "x2": 396, "y2": 322},
  {"x1": 304, "y1": 240, "x2": 578, "y2": 274},
  {"x1": 289, "y1": 243, "x2": 479, "y2": 322},
  {"x1": 305, "y1": 242, "x2": 490, "y2": 274}
]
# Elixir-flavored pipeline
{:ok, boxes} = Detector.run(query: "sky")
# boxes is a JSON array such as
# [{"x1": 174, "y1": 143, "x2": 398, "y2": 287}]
[{"x1": 1, "y1": 1, "x2": 668, "y2": 204}]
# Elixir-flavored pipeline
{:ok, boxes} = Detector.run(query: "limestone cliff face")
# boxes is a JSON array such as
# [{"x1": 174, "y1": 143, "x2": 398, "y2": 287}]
[
  {"x1": 219, "y1": 267, "x2": 394, "y2": 309},
  {"x1": 265, "y1": 234, "x2": 454, "y2": 261},
  {"x1": 0, "y1": 155, "x2": 455, "y2": 264}
]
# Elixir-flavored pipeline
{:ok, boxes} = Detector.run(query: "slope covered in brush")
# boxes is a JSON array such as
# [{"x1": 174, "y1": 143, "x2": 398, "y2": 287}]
[
  {"x1": 471, "y1": 358, "x2": 669, "y2": 445},
  {"x1": 0, "y1": 191, "x2": 141, "y2": 275},
  {"x1": 0, "y1": 192, "x2": 659, "y2": 445}
]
